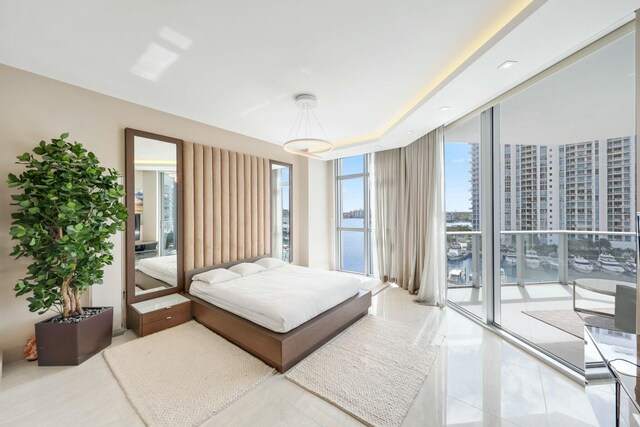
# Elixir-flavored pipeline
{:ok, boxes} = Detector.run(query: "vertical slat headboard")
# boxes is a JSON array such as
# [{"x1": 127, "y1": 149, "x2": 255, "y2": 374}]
[{"x1": 183, "y1": 141, "x2": 271, "y2": 273}]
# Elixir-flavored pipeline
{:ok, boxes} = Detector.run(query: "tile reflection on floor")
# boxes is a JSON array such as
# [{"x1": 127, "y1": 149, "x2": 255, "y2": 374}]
[
  {"x1": 449, "y1": 283, "x2": 615, "y2": 369},
  {"x1": 0, "y1": 286, "x2": 608, "y2": 426}
]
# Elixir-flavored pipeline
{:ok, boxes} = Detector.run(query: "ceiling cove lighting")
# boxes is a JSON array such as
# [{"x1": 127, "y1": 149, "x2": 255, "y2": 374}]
[
  {"x1": 283, "y1": 94, "x2": 333, "y2": 158},
  {"x1": 333, "y1": 0, "x2": 533, "y2": 147},
  {"x1": 498, "y1": 60, "x2": 518, "y2": 70}
]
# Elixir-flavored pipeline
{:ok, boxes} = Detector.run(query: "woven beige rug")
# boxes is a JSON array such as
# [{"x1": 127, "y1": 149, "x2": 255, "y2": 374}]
[
  {"x1": 104, "y1": 321, "x2": 275, "y2": 426},
  {"x1": 286, "y1": 315, "x2": 444, "y2": 427}
]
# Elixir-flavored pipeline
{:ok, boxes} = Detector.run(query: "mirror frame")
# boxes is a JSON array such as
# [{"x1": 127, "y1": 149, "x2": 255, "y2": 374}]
[
  {"x1": 125, "y1": 128, "x2": 184, "y2": 304},
  {"x1": 269, "y1": 160, "x2": 293, "y2": 263}
]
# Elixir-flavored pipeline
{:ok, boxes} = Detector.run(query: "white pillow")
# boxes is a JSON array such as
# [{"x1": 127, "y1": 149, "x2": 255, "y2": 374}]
[
  {"x1": 192, "y1": 268, "x2": 240, "y2": 285},
  {"x1": 254, "y1": 257, "x2": 287, "y2": 270},
  {"x1": 229, "y1": 262, "x2": 266, "y2": 276}
]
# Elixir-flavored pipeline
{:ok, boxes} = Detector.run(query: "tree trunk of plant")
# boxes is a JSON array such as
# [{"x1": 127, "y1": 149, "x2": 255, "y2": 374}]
[
  {"x1": 69, "y1": 287, "x2": 76, "y2": 314},
  {"x1": 74, "y1": 290, "x2": 83, "y2": 315},
  {"x1": 60, "y1": 277, "x2": 72, "y2": 318}
]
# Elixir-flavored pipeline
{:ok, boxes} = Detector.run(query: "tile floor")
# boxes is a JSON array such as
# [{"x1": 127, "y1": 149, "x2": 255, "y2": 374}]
[
  {"x1": 0, "y1": 286, "x2": 611, "y2": 426},
  {"x1": 448, "y1": 283, "x2": 615, "y2": 369}
]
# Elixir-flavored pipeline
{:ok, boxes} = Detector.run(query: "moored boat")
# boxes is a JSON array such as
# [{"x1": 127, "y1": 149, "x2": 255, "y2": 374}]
[
  {"x1": 596, "y1": 253, "x2": 624, "y2": 275},
  {"x1": 624, "y1": 259, "x2": 636, "y2": 275},
  {"x1": 504, "y1": 250, "x2": 517, "y2": 266},
  {"x1": 447, "y1": 244, "x2": 466, "y2": 261},
  {"x1": 525, "y1": 250, "x2": 541, "y2": 269},
  {"x1": 570, "y1": 256, "x2": 593, "y2": 274}
]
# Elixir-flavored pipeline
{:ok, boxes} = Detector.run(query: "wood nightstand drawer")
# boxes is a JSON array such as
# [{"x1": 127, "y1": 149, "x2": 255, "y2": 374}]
[
  {"x1": 142, "y1": 301, "x2": 191, "y2": 324},
  {"x1": 129, "y1": 294, "x2": 192, "y2": 337},
  {"x1": 142, "y1": 310, "x2": 192, "y2": 336}
]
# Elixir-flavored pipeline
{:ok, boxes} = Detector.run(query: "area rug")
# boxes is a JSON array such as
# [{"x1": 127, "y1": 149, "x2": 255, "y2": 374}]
[
  {"x1": 104, "y1": 321, "x2": 275, "y2": 426},
  {"x1": 285, "y1": 315, "x2": 444, "y2": 427},
  {"x1": 522, "y1": 309, "x2": 616, "y2": 339}
]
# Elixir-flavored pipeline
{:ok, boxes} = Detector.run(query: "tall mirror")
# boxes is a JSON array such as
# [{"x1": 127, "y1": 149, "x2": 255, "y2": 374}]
[
  {"x1": 125, "y1": 129, "x2": 183, "y2": 302},
  {"x1": 271, "y1": 161, "x2": 292, "y2": 262}
]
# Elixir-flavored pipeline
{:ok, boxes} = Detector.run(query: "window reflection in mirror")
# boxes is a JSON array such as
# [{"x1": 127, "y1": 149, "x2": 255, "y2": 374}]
[
  {"x1": 271, "y1": 162, "x2": 292, "y2": 262},
  {"x1": 134, "y1": 136, "x2": 179, "y2": 295}
]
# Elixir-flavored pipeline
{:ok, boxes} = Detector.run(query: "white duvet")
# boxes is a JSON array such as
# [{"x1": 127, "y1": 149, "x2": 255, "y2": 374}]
[
  {"x1": 137, "y1": 255, "x2": 178, "y2": 286},
  {"x1": 189, "y1": 264, "x2": 361, "y2": 333}
]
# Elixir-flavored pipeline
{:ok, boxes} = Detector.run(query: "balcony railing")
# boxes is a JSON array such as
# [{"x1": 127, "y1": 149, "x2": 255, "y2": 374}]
[{"x1": 446, "y1": 229, "x2": 637, "y2": 288}]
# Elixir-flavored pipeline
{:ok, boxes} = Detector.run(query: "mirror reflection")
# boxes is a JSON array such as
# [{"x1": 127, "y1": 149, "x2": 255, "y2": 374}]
[
  {"x1": 271, "y1": 162, "x2": 292, "y2": 262},
  {"x1": 134, "y1": 136, "x2": 179, "y2": 295}
]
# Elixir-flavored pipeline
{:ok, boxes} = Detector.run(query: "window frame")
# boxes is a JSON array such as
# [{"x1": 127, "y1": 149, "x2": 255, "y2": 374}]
[
  {"x1": 270, "y1": 160, "x2": 293, "y2": 263},
  {"x1": 335, "y1": 154, "x2": 373, "y2": 275}
]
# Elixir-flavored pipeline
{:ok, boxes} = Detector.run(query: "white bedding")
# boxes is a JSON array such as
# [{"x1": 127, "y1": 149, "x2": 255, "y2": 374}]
[
  {"x1": 137, "y1": 255, "x2": 178, "y2": 286},
  {"x1": 189, "y1": 264, "x2": 361, "y2": 333}
]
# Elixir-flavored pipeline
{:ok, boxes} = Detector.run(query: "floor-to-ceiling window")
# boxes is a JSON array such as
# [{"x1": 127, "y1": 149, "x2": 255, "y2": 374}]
[
  {"x1": 494, "y1": 28, "x2": 636, "y2": 370},
  {"x1": 271, "y1": 161, "x2": 292, "y2": 262},
  {"x1": 335, "y1": 154, "x2": 373, "y2": 275},
  {"x1": 446, "y1": 23, "x2": 636, "y2": 373},
  {"x1": 444, "y1": 115, "x2": 483, "y2": 318}
]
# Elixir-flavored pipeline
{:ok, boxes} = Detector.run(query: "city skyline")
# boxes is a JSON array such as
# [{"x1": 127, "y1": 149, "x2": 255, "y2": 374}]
[
  {"x1": 465, "y1": 135, "x2": 636, "y2": 245},
  {"x1": 445, "y1": 143, "x2": 473, "y2": 212}
]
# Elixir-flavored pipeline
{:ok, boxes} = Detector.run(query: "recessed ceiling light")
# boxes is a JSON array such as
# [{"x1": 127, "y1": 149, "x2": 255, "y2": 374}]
[
  {"x1": 498, "y1": 60, "x2": 518, "y2": 70},
  {"x1": 439, "y1": 106, "x2": 451, "y2": 111},
  {"x1": 407, "y1": 130, "x2": 413, "y2": 134},
  {"x1": 376, "y1": 145, "x2": 382, "y2": 149}
]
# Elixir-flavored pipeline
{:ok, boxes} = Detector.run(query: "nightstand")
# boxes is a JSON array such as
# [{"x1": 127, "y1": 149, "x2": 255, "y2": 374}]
[{"x1": 129, "y1": 294, "x2": 192, "y2": 337}]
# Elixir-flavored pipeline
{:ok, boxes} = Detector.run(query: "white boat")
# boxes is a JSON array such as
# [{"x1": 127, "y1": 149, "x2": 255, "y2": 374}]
[
  {"x1": 546, "y1": 252, "x2": 559, "y2": 270},
  {"x1": 447, "y1": 244, "x2": 466, "y2": 261},
  {"x1": 525, "y1": 250, "x2": 541, "y2": 269},
  {"x1": 570, "y1": 256, "x2": 593, "y2": 274},
  {"x1": 596, "y1": 253, "x2": 625, "y2": 275},
  {"x1": 504, "y1": 250, "x2": 517, "y2": 266},
  {"x1": 624, "y1": 259, "x2": 637, "y2": 275},
  {"x1": 447, "y1": 269, "x2": 466, "y2": 285}
]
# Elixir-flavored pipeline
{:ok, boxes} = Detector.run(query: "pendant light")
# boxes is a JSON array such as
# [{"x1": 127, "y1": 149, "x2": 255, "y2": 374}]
[{"x1": 283, "y1": 94, "x2": 333, "y2": 158}]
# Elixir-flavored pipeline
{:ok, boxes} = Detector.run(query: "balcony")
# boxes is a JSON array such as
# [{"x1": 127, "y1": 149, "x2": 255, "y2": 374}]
[{"x1": 447, "y1": 229, "x2": 636, "y2": 369}]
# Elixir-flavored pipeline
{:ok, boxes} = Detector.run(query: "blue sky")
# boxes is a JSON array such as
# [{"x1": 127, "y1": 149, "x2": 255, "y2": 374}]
[
  {"x1": 339, "y1": 150, "x2": 471, "y2": 213},
  {"x1": 444, "y1": 143, "x2": 472, "y2": 212},
  {"x1": 340, "y1": 156, "x2": 365, "y2": 212}
]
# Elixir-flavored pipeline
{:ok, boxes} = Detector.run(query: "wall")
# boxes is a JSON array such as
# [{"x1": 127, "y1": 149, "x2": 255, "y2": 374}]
[
  {"x1": 297, "y1": 158, "x2": 334, "y2": 269},
  {"x1": 0, "y1": 64, "x2": 320, "y2": 363}
]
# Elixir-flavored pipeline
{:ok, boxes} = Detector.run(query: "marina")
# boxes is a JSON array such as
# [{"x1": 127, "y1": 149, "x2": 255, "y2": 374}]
[{"x1": 447, "y1": 248, "x2": 637, "y2": 287}]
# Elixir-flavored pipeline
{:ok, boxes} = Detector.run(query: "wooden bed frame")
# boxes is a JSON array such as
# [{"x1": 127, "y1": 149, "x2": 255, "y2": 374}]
[{"x1": 185, "y1": 256, "x2": 372, "y2": 373}]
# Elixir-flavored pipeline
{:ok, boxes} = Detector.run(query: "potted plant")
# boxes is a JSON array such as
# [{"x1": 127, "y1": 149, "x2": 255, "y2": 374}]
[{"x1": 7, "y1": 133, "x2": 127, "y2": 366}]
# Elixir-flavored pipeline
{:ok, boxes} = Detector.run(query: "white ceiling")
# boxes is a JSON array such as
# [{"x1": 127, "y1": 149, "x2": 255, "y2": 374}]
[
  {"x1": 445, "y1": 31, "x2": 636, "y2": 147},
  {"x1": 0, "y1": 0, "x2": 639, "y2": 160}
]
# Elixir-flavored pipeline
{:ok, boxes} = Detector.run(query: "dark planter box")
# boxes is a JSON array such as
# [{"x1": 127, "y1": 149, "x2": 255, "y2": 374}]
[{"x1": 35, "y1": 307, "x2": 113, "y2": 366}]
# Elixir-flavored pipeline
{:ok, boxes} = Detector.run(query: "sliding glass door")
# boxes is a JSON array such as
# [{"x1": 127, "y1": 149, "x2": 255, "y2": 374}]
[
  {"x1": 493, "y1": 28, "x2": 636, "y2": 370},
  {"x1": 445, "y1": 23, "x2": 637, "y2": 373},
  {"x1": 444, "y1": 115, "x2": 483, "y2": 318}
]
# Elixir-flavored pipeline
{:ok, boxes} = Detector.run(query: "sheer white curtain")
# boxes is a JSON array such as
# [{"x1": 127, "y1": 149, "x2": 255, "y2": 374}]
[
  {"x1": 373, "y1": 126, "x2": 446, "y2": 304},
  {"x1": 374, "y1": 149, "x2": 404, "y2": 285},
  {"x1": 415, "y1": 127, "x2": 446, "y2": 306}
]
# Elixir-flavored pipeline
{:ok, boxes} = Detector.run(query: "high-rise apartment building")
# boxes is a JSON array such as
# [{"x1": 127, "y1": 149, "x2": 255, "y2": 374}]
[{"x1": 469, "y1": 136, "x2": 636, "y2": 245}]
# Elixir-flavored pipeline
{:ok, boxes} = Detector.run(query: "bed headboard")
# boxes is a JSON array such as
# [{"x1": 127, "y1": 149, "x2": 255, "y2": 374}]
[{"x1": 185, "y1": 255, "x2": 270, "y2": 292}]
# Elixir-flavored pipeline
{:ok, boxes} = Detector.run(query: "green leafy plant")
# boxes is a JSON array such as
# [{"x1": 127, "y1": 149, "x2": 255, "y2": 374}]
[{"x1": 7, "y1": 133, "x2": 127, "y2": 318}]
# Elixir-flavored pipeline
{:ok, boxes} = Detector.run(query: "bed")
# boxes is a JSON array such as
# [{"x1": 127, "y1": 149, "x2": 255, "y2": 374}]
[
  {"x1": 136, "y1": 255, "x2": 178, "y2": 291},
  {"x1": 186, "y1": 256, "x2": 372, "y2": 373}
]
